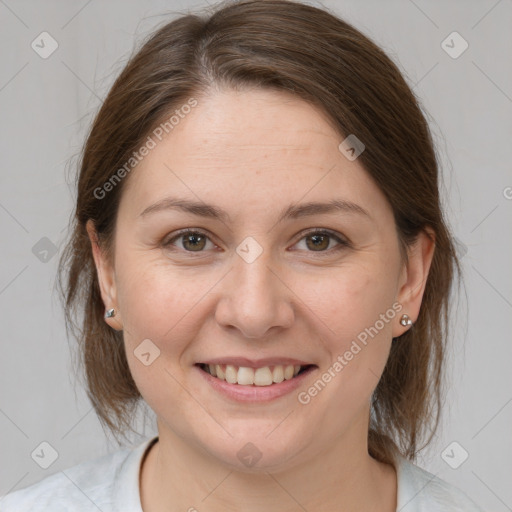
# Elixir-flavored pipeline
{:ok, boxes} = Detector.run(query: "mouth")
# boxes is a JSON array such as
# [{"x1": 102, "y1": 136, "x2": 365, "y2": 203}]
[{"x1": 196, "y1": 362, "x2": 316, "y2": 386}]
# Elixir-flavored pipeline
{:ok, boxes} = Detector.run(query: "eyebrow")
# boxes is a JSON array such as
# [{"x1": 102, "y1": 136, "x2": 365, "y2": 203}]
[{"x1": 139, "y1": 196, "x2": 371, "y2": 223}]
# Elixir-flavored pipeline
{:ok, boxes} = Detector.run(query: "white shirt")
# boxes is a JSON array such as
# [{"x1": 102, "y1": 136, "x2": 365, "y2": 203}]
[{"x1": 0, "y1": 436, "x2": 484, "y2": 511}]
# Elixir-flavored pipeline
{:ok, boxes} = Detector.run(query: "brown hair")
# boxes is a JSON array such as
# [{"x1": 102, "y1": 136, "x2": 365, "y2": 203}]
[{"x1": 58, "y1": 0, "x2": 461, "y2": 466}]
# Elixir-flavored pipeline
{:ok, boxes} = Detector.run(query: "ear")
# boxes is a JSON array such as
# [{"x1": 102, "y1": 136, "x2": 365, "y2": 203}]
[
  {"x1": 86, "y1": 220, "x2": 123, "y2": 331},
  {"x1": 392, "y1": 228, "x2": 435, "y2": 337}
]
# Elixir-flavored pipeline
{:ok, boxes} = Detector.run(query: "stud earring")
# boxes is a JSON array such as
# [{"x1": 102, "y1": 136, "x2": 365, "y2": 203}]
[
  {"x1": 400, "y1": 314, "x2": 412, "y2": 327},
  {"x1": 105, "y1": 308, "x2": 116, "y2": 319}
]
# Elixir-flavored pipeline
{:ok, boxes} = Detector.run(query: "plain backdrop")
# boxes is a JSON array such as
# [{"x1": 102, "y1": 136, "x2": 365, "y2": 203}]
[{"x1": 0, "y1": 0, "x2": 511, "y2": 510}]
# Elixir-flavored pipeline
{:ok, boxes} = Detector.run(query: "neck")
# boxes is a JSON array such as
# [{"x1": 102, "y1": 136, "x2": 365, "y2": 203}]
[{"x1": 140, "y1": 416, "x2": 397, "y2": 512}]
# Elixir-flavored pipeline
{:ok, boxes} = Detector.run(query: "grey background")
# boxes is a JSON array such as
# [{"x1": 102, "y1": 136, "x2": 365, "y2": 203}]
[{"x1": 1, "y1": 0, "x2": 511, "y2": 510}]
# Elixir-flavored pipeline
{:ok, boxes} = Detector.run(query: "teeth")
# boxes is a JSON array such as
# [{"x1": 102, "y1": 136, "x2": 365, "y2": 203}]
[
  {"x1": 204, "y1": 364, "x2": 306, "y2": 386},
  {"x1": 272, "y1": 365, "x2": 284, "y2": 383},
  {"x1": 237, "y1": 366, "x2": 254, "y2": 385},
  {"x1": 254, "y1": 367, "x2": 273, "y2": 386},
  {"x1": 225, "y1": 365, "x2": 238, "y2": 384}
]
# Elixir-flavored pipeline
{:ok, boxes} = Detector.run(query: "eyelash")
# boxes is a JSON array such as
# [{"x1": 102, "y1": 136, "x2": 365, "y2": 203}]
[{"x1": 162, "y1": 228, "x2": 350, "y2": 256}]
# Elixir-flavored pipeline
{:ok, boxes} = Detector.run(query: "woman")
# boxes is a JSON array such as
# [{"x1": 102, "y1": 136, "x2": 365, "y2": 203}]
[{"x1": 1, "y1": 0, "x2": 484, "y2": 510}]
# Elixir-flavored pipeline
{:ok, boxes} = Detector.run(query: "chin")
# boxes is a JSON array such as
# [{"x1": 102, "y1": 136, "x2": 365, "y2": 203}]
[{"x1": 194, "y1": 422, "x2": 312, "y2": 473}]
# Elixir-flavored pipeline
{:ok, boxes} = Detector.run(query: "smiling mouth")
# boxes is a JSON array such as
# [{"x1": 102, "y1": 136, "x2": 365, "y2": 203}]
[{"x1": 196, "y1": 363, "x2": 316, "y2": 386}]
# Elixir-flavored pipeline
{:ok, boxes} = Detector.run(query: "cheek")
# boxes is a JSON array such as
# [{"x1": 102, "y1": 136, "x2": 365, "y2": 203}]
[
  {"x1": 115, "y1": 258, "x2": 206, "y2": 413},
  {"x1": 114, "y1": 255, "x2": 197, "y2": 347},
  {"x1": 295, "y1": 259, "x2": 397, "y2": 341},
  {"x1": 293, "y1": 260, "x2": 397, "y2": 400}
]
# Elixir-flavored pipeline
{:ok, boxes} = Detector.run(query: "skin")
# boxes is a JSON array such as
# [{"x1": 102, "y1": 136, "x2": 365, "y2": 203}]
[{"x1": 87, "y1": 88, "x2": 435, "y2": 512}]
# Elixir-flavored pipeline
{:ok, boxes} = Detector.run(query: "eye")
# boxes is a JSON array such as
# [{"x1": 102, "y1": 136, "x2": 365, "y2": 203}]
[
  {"x1": 292, "y1": 229, "x2": 350, "y2": 253},
  {"x1": 162, "y1": 229, "x2": 216, "y2": 253}
]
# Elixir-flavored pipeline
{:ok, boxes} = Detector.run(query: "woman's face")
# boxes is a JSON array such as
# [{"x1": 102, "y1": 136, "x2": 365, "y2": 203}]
[{"x1": 90, "y1": 88, "x2": 431, "y2": 471}]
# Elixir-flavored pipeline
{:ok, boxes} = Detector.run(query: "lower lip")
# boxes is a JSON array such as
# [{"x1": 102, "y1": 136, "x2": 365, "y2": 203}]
[{"x1": 195, "y1": 365, "x2": 317, "y2": 403}]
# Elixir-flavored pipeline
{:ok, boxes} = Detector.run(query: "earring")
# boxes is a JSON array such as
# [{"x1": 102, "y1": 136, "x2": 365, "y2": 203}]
[
  {"x1": 105, "y1": 308, "x2": 116, "y2": 319},
  {"x1": 400, "y1": 314, "x2": 412, "y2": 327}
]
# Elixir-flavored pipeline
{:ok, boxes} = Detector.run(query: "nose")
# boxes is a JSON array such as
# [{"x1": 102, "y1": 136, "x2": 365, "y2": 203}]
[{"x1": 214, "y1": 252, "x2": 295, "y2": 339}]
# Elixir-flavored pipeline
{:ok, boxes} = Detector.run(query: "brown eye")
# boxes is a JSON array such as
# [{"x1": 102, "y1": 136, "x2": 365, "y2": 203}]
[
  {"x1": 163, "y1": 230, "x2": 214, "y2": 252},
  {"x1": 305, "y1": 233, "x2": 330, "y2": 251},
  {"x1": 181, "y1": 232, "x2": 207, "y2": 251},
  {"x1": 295, "y1": 229, "x2": 349, "y2": 253}
]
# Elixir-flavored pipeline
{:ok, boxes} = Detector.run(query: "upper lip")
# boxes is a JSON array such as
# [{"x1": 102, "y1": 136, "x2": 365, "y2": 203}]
[{"x1": 198, "y1": 357, "x2": 315, "y2": 368}]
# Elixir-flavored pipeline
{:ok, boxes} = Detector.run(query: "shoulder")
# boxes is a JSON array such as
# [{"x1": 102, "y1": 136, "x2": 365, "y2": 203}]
[
  {"x1": 396, "y1": 456, "x2": 485, "y2": 512},
  {"x1": 0, "y1": 437, "x2": 156, "y2": 512},
  {"x1": 0, "y1": 447, "x2": 131, "y2": 512}
]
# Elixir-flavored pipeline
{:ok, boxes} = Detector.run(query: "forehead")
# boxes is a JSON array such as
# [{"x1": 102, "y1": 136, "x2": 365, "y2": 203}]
[{"x1": 119, "y1": 88, "x2": 387, "y2": 221}]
